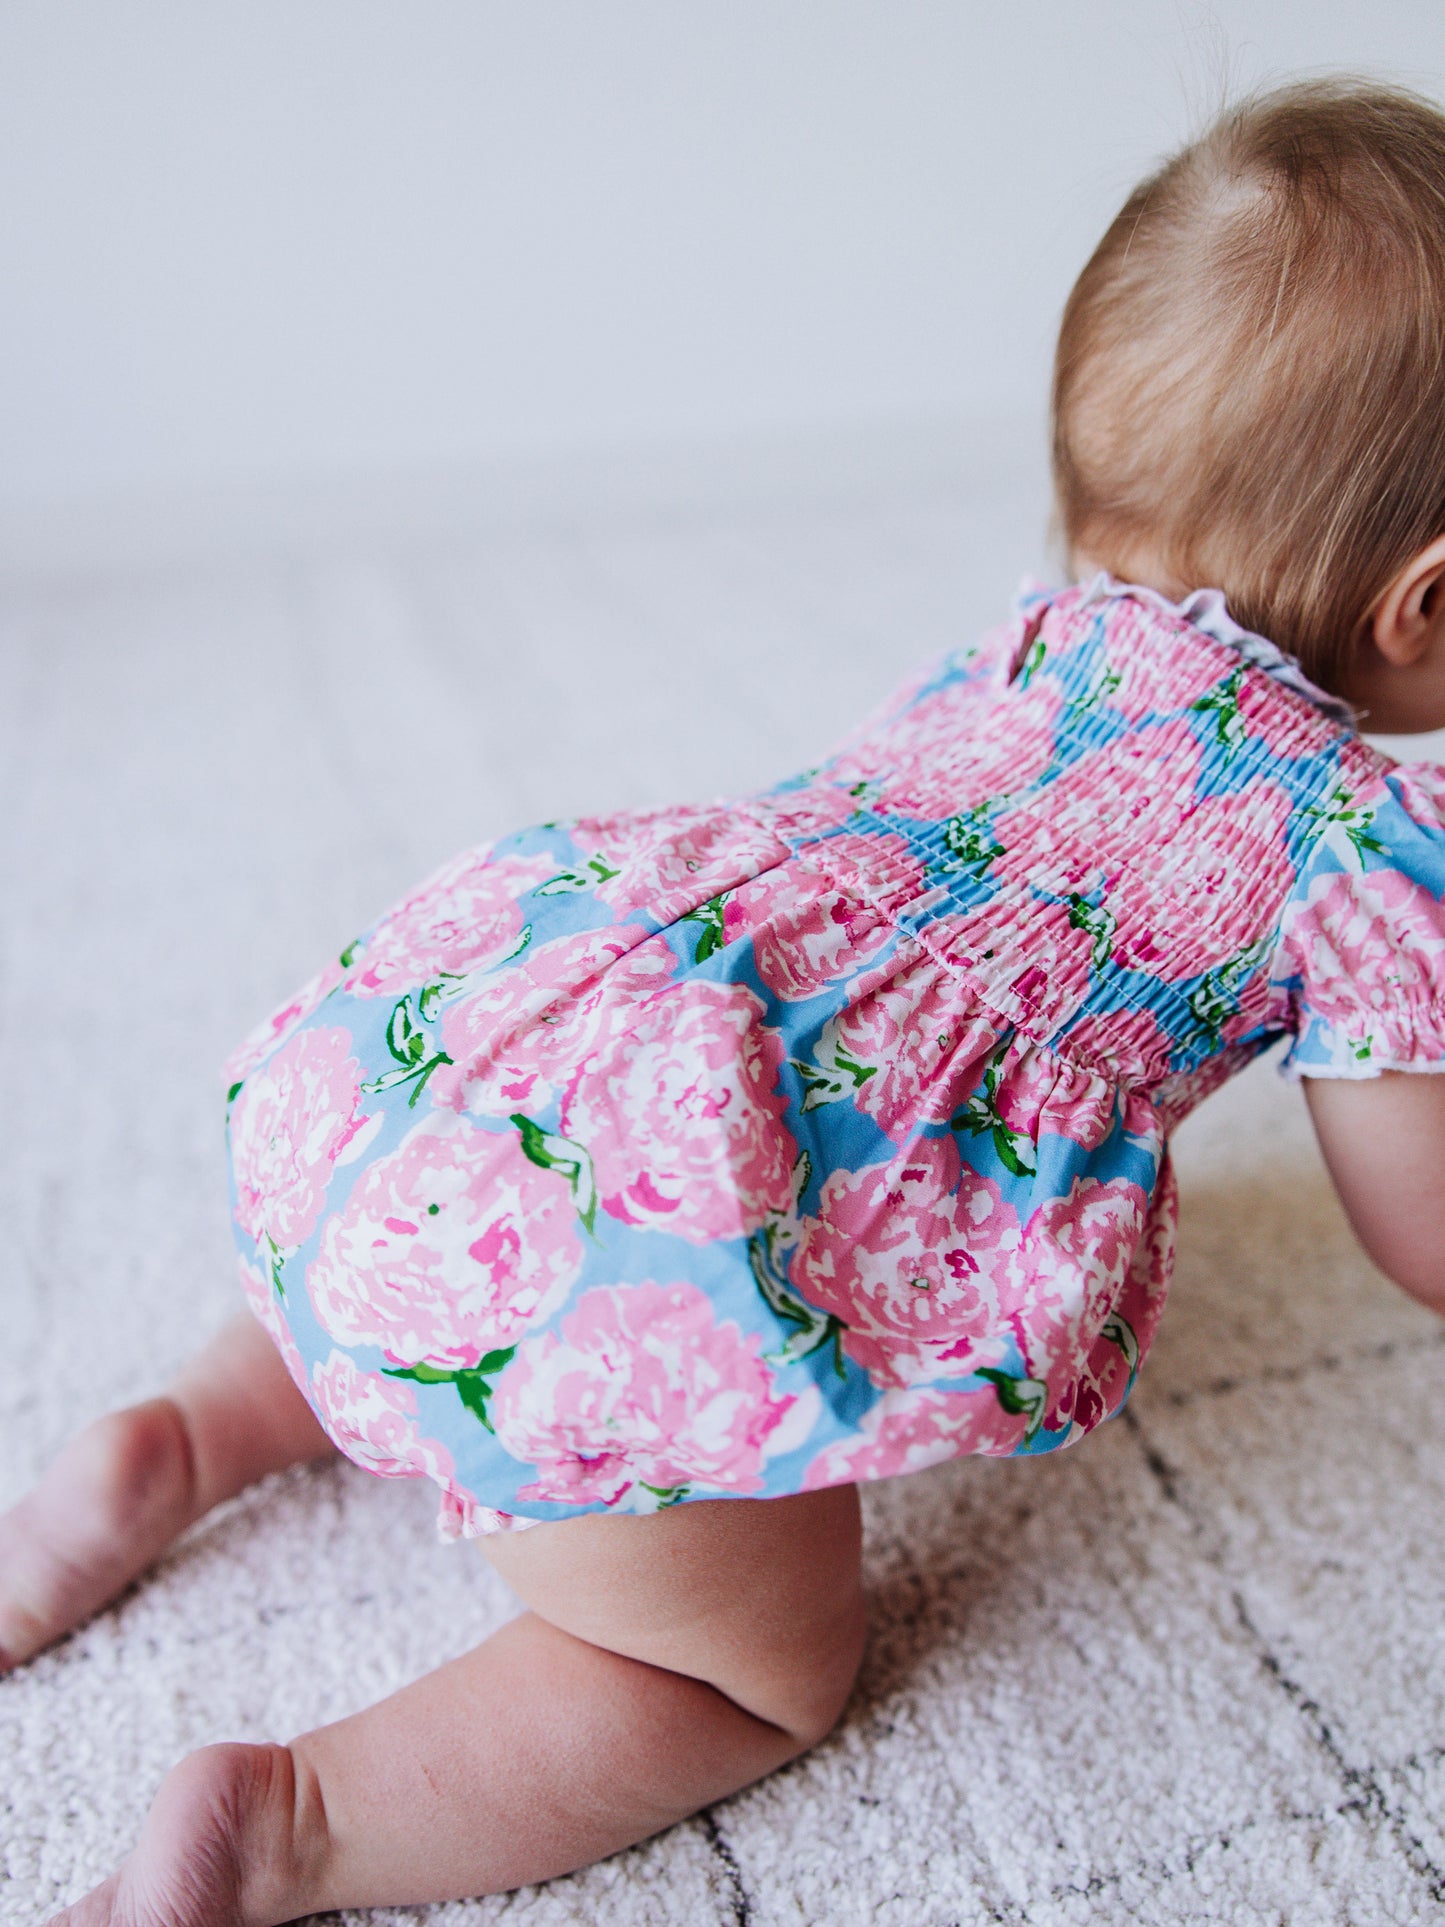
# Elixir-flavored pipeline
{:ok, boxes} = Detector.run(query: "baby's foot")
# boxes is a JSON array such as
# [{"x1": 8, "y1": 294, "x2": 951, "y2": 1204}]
[
  {"x1": 46, "y1": 1742, "x2": 314, "y2": 1927},
  {"x1": 0, "y1": 1399, "x2": 198, "y2": 1670}
]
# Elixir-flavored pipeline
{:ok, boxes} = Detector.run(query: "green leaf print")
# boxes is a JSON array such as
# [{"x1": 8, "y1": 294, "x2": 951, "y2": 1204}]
[
  {"x1": 792, "y1": 1035, "x2": 878, "y2": 1114},
  {"x1": 1066, "y1": 893, "x2": 1117, "y2": 971},
  {"x1": 1300, "y1": 781, "x2": 1388, "y2": 865},
  {"x1": 361, "y1": 993, "x2": 453, "y2": 1108},
  {"x1": 536, "y1": 855, "x2": 620, "y2": 896},
  {"x1": 1015, "y1": 631, "x2": 1048, "y2": 688},
  {"x1": 226, "y1": 1080, "x2": 244, "y2": 1107},
  {"x1": 949, "y1": 1038, "x2": 1037, "y2": 1178},
  {"x1": 683, "y1": 894, "x2": 729, "y2": 963},
  {"x1": 976, "y1": 1367, "x2": 1049, "y2": 1443},
  {"x1": 384, "y1": 1351, "x2": 517, "y2": 1433},
  {"x1": 416, "y1": 974, "x2": 472, "y2": 1022},
  {"x1": 940, "y1": 806, "x2": 1004, "y2": 872},
  {"x1": 639, "y1": 1482, "x2": 689, "y2": 1507},
  {"x1": 265, "y1": 1234, "x2": 286, "y2": 1301},
  {"x1": 1184, "y1": 936, "x2": 1269, "y2": 1051},
  {"x1": 1065, "y1": 658, "x2": 1122, "y2": 720},
  {"x1": 748, "y1": 1231, "x2": 847, "y2": 1376},
  {"x1": 1100, "y1": 1312, "x2": 1139, "y2": 1378},
  {"x1": 510, "y1": 1113, "x2": 598, "y2": 1233},
  {"x1": 1192, "y1": 669, "x2": 1247, "y2": 756}
]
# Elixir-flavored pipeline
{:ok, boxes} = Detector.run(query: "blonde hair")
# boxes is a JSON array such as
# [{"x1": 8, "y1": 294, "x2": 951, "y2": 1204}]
[{"x1": 1053, "y1": 77, "x2": 1445, "y2": 693}]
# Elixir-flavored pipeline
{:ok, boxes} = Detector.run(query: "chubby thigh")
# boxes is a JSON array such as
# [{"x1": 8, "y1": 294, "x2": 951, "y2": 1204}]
[{"x1": 483, "y1": 1484, "x2": 867, "y2": 1743}]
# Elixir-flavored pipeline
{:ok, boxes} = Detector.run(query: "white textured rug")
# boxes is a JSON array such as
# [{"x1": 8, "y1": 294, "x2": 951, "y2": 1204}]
[{"x1": 4, "y1": 464, "x2": 1445, "y2": 1925}]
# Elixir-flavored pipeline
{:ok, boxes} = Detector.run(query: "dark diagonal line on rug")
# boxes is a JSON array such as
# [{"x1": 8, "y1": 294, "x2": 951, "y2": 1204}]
[{"x1": 698, "y1": 1806, "x2": 753, "y2": 1926}]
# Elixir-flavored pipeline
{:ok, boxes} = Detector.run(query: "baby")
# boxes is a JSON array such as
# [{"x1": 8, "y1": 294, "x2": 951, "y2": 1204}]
[{"x1": 8, "y1": 75, "x2": 1445, "y2": 1926}]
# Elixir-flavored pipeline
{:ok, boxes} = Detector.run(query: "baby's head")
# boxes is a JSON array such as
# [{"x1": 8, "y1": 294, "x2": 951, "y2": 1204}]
[{"x1": 1054, "y1": 78, "x2": 1445, "y2": 727}]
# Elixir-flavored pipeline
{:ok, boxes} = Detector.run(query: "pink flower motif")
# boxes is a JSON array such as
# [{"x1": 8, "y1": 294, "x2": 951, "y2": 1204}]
[
  {"x1": 1004, "y1": 1176, "x2": 1151, "y2": 1429},
  {"x1": 1235, "y1": 673, "x2": 1337, "y2": 759},
  {"x1": 1279, "y1": 867, "x2": 1445, "y2": 1062},
  {"x1": 721, "y1": 864, "x2": 899, "y2": 1002},
  {"x1": 224, "y1": 957, "x2": 346, "y2": 1088},
  {"x1": 991, "y1": 721, "x2": 1202, "y2": 905},
  {"x1": 819, "y1": 941, "x2": 1002, "y2": 1139},
  {"x1": 1103, "y1": 609, "x2": 1224, "y2": 723},
  {"x1": 230, "y1": 1027, "x2": 368, "y2": 1252},
  {"x1": 993, "y1": 1042, "x2": 1120, "y2": 1152},
  {"x1": 309, "y1": 1349, "x2": 455, "y2": 1484},
  {"x1": 932, "y1": 898, "x2": 1098, "y2": 1037},
  {"x1": 1052, "y1": 1004, "x2": 1173, "y2": 1084},
  {"x1": 307, "y1": 1119, "x2": 583, "y2": 1370},
  {"x1": 792, "y1": 1136, "x2": 1021, "y2": 1389},
  {"x1": 1389, "y1": 759, "x2": 1445, "y2": 834},
  {"x1": 491, "y1": 1281, "x2": 807, "y2": 1507},
  {"x1": 1152, "y1": 1048, "x2": 1251, "y2": 1135},
  {"x1": 435, "y1": 1487, "x2": 539, "y2": 1541},
  {"x1": 1108, "y1": 779, "x2": 1295, "y2": 981},
  {"x1": 1069, "y1": 1161, "x2": 1176, "y2": 1433},
  {"x1": 828, "y1": 678, "x2": 1062, "y2": 821},
  {"x1": 560, "y1": 980, "x2": 794, "y2": 1243},
  {"x1": 430, "y1": 925, "x2": 675, "y2": 1116},
  {"x1": 343, "y1": 848, "x2": 555, "y2": 999},
  {"x1": 570, "y1": 805, "x2": 787, "y2": 922},
  {"x1": 236, "y1": 1255, "x2": 308, "y2": 1397},
  {"x1": 801, "y1": 1384, "x2": 1030, "y2": 1487}
]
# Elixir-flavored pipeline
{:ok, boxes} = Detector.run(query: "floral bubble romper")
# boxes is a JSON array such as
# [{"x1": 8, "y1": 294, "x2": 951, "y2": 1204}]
[{"x1": 226, "y1": 577, "x2": 1445, "y2": 1536}]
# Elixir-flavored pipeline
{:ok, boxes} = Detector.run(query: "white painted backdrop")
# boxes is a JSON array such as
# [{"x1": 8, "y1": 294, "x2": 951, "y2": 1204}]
[{"x1": 1, "y1": 1, "x2": 1443, "y2": 558}]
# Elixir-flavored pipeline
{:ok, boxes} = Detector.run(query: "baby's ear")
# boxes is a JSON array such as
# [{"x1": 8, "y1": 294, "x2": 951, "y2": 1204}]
[{"x1": 1370, "y1": 532, "x2": 1445, "y2": 665}]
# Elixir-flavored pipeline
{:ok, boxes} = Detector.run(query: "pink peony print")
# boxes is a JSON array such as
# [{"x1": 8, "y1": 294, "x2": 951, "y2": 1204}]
[
  {"x1": 1004, "y1": 1176, "x2": 1151, "y2": 1429},
  {"x1": 236, "y1": 1254, "x2": 308, "y2": 1396},
  {"x1": 1234, "y1": 671, "x2": 1339, "y2": 759},
  {"x1": 491, "y1": 1280, "x2": 809, "y2": 1507},
  {"x1": 434, "y1": 1486, "x2": 539, "y2": 1541},
  {"x1": 560, "y1": 979, "x2": 794, "y2": 1243},
  {"x1": 828, "y1": 679, "x2": 1062, "y2": 821},
  {"x1": 224, "y1": 957, "x2": 346, "y2": 1088},
  {"x1": 306, "y1": 1118, "x2": 583, "y2": 1370},
  {"x1": 721, "y1": 863, "x2": 900, "y2": 1002},
  {"x1": 230, "y1": 1027, "x2": 369, "y2": 1253},
  {"x1": 801, "y1": 1384, "x2": 1030, "y2": 1488},
  {"x1": 1104, "y1": 611, "x2": 1224, "y2": 724},
  {"x1": 817, "y1": 942, "x2": 1002, "y2": 1139},
  {"x1": 1279, "y1": 866, "x2": 1445, "y2": 1062},
  {"x1": 791, "y1": 1136, "x2": 1021, "y2": 1389},
  {"x1": 1107, "y1": 778, "x2": 1295, "y2": 982},
  {"x1": 933, "y1": 898, "x2": 1099, "y2": 1037},
  {"x1": 1057, "y1": 1004, "x2": 1174, "y2": 1084},
  {"x1": 309, "y1": 1349, "x2": 455, "y2": 1483},
  {"x1": 342, "y1": 848, "x2": 555, "y2": 999},
  {"x1": 1069, "y1": 1161, "x2": 1176, "y2": 1434},
  {"x1": 991, "y1": 720, "x2": 1202, "y2": 906},
  {"x1": 992, "y1": 1042, "x2": 1120, "y2": 1153},
  {"x1": 570, "y1": 805, "x2": 787, "y2": 922},
  {"x1": 1390, "y1": 759, "x2": 1445, "y2": 834},
  {"x1": 429, "y1": 925, "x2": 675, "y2": 1116}
]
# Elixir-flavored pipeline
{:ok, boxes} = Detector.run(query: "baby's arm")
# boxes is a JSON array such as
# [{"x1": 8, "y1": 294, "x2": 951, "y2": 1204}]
[{"x1": 1305, "y1": 1072, "x2": 1445, "y2": 1313}]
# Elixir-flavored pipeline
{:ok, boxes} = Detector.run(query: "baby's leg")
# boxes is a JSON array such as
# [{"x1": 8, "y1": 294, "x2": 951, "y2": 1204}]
[
  {"x1": 0, "y1": 1311, "x2": 334, "y2": 1670},
  {"x1": 50, "y1": 1484, "x2": 866, "y2": 1925}
]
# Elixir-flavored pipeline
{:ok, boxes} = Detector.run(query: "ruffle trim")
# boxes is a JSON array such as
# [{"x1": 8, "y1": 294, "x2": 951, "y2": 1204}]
[{"x1": 1073, "y1": 574, "x2": 1359, "y2": 729}]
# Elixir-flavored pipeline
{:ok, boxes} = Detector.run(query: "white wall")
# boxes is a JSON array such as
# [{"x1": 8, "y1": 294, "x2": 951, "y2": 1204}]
[{"x1": 2, "y1": 1, "x2": 1443, "y2": 519}]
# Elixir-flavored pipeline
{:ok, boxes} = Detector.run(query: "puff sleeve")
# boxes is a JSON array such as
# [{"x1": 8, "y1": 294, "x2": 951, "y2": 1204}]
[{"x1": 1273, "y1": 759, "x2": 1445, "y2": 1076}]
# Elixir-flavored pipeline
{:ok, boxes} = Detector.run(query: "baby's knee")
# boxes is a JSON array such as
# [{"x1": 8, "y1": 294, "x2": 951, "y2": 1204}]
[
  {"x1": 74, "y1": 1399, "x2": 196, "y2": 1526},
  {"x1": 769, "y1": 1591, "x2": 869, "y2": 1753}
]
